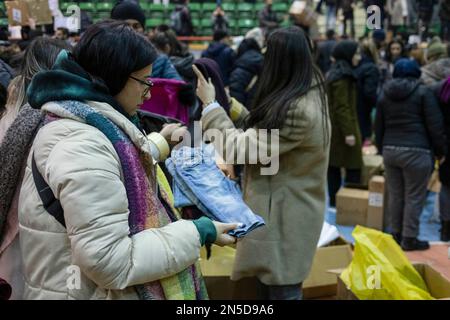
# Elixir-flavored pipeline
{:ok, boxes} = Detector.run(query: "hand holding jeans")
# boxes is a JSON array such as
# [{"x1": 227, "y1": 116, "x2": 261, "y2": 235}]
[{"x1": 213, "y1": 221, "x2": 240, "y2": 246}]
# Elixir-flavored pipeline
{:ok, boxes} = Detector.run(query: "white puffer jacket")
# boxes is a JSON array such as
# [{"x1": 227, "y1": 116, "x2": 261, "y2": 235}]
[{"x1": 18, "y1": 100, "x2": 201, "y2": 300}]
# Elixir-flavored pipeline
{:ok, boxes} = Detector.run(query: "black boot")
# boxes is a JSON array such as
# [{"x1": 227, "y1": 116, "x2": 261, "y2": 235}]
[
  {"x1": 392, "y1": 233, "x2": 402, "y2": 245},
  {"x1": 441, "y1": 220, "x2": 450, "y2": 242},
  {"x1": 401, "y1": 237, "x2": 430, "y2": 251}
]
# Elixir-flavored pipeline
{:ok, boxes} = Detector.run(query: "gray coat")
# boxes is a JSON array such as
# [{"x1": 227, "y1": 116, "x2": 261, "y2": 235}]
[{"x1": 202, "y1": 86, "x2": 331, "y2": 285}]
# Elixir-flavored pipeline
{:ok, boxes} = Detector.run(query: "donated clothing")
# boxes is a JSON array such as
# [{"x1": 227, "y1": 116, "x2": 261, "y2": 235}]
[{"x1": 165, "y1": 144, "x2": 264, "y2": 237}]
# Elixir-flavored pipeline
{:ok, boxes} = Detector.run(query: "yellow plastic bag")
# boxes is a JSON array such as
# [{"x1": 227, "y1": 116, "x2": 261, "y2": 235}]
[{"x1": 341, "y1": 226, "x2": 434, "y2": 300}]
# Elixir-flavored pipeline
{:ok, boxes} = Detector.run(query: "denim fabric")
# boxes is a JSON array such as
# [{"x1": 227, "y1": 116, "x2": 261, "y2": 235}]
[{"x1": 165, "y1": 144, "x2": 265, "y2": 237}]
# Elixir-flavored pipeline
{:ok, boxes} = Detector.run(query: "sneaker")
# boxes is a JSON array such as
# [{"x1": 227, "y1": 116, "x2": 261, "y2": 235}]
[{"x1": 401, "y1": 237, "x2": 430, "y2": 251}]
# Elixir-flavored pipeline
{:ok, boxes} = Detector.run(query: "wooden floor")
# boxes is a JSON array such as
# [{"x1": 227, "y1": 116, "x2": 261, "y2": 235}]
[{"x1": 405, "y1": 243, "x2": 450, "y2": 279}]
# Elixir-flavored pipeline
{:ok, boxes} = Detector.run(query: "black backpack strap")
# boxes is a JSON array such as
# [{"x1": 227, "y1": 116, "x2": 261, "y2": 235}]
[{"x1": 31, "y1": 153, "x2": 66, "y2": 228}]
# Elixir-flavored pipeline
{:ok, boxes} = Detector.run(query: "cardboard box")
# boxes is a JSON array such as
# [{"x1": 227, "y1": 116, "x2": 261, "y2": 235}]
[
  {"x1": 289, "y1": 1, "x2": 317, "y2": 27},
  {"x1": 336, "y1": 188, "x2": 370, "y2": 226},
  {"x1": 24, "y1": 0, "x2": 52, "y2": 25},
  {"x1": 200, "y1": 239, "x2": 353, "y2": 300},
  {"x1": 336, "y1": 178, "x2": 385, "y2": 231},
  {"x1": 303, "y1": 238, "x2": 353, "y2": 299},
  {"x1": 5, "y1": 0, "x2": 30, "y2": 26},
  {"x1": 361, "y1": 154, "x2": 383, "y2": 187},
  {"x1": 199, "y1": 245, "x2": 258, "y2": 300},
  {"x1": 367, "y1": 176, "x2": 385, "y2": 231},
  {"x1": 335, "y1": 263, "x2": 450, "y2": 300}
]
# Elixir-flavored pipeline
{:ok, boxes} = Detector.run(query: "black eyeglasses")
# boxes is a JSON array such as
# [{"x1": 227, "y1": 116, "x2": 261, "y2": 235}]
[{"x1": 129, "y1": 76, "x2": 154, "y2": 96}]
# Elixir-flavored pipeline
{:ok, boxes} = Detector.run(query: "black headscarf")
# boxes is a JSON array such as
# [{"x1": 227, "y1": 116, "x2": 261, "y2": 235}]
[{"x1": 327, "y1": 40, "x2": 358, "y2": 83}]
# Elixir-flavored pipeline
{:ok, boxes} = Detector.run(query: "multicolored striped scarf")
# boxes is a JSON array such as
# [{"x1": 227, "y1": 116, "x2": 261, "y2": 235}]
[{"x1": 47, "y1": 100, "x2": 208, "y2": 300}]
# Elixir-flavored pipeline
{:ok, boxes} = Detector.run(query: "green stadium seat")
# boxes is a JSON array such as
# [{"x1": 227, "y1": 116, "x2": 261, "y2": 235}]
[
  {"x1": 0, "y1": 18, "x2": 8, "y2": 26},
  {"x1": 97, "y1": 3, "x2": 114, "y2": 12},
  {"x1": 254, "y1": 3, "x2": 265, "y2": 12},
  {"x1": 79, "y1": 2, "x2": 96, "y2": 12},
  {"x1": 200, "y1": 18, "x2": 212, "y2": 28},
  {"x1": 238, "y1": 19, "x2": 255, "y2": 29},
  {"x1": 228, "y1": 19, "x2": 237, "y2": 29},
  {"x1": 146, "y1": 18, "x2": 164, "y2": 28},
  {"x1": 202, "y1": 28, "x2": 213, "y2": 36},
  {"x1": 202, "y1": 3, "x2": 217, "y2": 14},
  {"x1": 239, "y1": 11, "x2": 254, "y2": 19},
  {"x1": 237, "y1": 3, "x2": 253, "y2": 12},
  {"x1": 60, "y1": 2, "x2": 77, "y2": 11},
  {"x1": 149, "y1": 3, "x2": 165, "y2": 12},
  {"x1": 167, "y1": 3, "x2": 176, "y2": 12},
  {"x1": 272, "y1": 3, "x2": 289, "y2": 13},
  {"x1": 222, "y1": 3, "x2": 236, "y2": 12},
  {"x1": 192, "y1": 19, "x2": 201, "y2": 28},
  {"x1": 188, "y1": 3, "x2": 201, "y2": 12},
  {"x1": 140, "y1": 3, "x2": 149, "y2": 11},
  {"x1": 190, "y1": 11, "x2": 201, "y2": 19}
]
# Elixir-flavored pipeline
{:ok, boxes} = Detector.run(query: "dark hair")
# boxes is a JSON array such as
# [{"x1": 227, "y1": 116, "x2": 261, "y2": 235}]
[
  {"x1": 21, "y1": 37, "x2": 72, "y2": 88},
  {"x1": 213, "y1": 30, "x2": 229, "y2": 42},
  {"x1": 72, "y1": 20, "x2": 158, "y2": 96},
  {"x1": 385, "y1": 39, "x2": 406, "y2": 63},
  {"x1": 0, "y1": 83, "x2": 7, "y2": 117},
  {"x1": 326, "y1": 29, "x2": 335, "y2": 40},
  {"x1": 150, "y1": 32, "x2": 170, "y2": 52},
  {"x1": 57, "y1": 27, "x2": 69, "y2": 37},
  {"x1": 237, "y1": 38, "x2": 260, "y2": 58},
  {"x1": 157, "y1": 27, "x2": 188, "y2": 57},
  {"x1": 248, "y1": 26, "x2": 329, "y2": 142}
]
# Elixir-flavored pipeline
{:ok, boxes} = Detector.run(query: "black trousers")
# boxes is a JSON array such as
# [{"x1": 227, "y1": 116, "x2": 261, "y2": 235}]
[{"x1": 328, "y1": 166, "x2": 361, "y2": 207}]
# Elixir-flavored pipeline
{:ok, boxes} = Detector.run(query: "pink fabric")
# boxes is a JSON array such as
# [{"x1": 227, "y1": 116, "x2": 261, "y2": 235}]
[
  {"x1": 0, "y1": 170, "x2": 24, "y2": 300},
  {"x1": 140, "y1": 78, "x2": 189, "y2": 124},
  {"x1": 440, "y1": 76, "x2": 450, "y2": 104}
]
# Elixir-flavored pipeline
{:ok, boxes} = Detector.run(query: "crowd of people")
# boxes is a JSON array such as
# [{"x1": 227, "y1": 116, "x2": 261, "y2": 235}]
[{"x1": 0, "y1": 0, "x2": 449, "y2": 300}]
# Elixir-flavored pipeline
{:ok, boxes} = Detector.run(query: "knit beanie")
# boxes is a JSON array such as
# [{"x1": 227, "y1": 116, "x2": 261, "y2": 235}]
[
  {"x1": 372, "y1": 29, "x2": 386, "y2": 42},
  {"x1": 427, "y1": 36, "x2": 448, "y2": 63},
  {"x1": 111, "y1": 0, "x2": 146, "y2": 29},
  {"x1": 393, "y1": 58, "x2": 422, "y2": 79}
]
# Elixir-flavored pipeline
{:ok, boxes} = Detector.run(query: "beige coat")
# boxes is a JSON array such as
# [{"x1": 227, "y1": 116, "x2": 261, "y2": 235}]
[
  {"x1": 18, "y1": 100, "x2": 202, "y2": 299},
  {"x1": 202, "y1": 89, "x2": 331, "y2": 285}
]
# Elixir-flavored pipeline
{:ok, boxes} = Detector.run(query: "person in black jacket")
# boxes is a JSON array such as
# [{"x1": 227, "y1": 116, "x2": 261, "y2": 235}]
[
  {"x1": 229, "y1": 38, "x2": 263, "y2": 108},
  {"x1": 434, "y1": 77, "x2": 450, "y2": 241},
  {"x1": 375, "y1": 58, "x2": 447, "y2": 251},
  {"x1": 316, "y1": 29, "x2": 337, "y2": 75},
  {"x1": 355, "y1": 39, "x2": 380, "y2": 143},
  {"x1": 201, "y1": 30, "x2": 236, "y2": 86},
  {"x1": 440, "y1": 0, "x2": 450, "y2": 42},
  {"x1": 0, "y1": 58, "x2": 13, "y2": 92},
  {"x1": 259, "y1": 0, "x2": 281, "y2": 37}
]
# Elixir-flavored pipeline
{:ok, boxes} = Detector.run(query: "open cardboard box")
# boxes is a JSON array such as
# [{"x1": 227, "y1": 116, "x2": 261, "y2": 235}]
[
  {"x1": 303, "y1": 237, "x2": 353, "y2": 299},
  {"x1": 199, "y1": 245, "x2": 259, "y2": 300},
  {"x1": 330, "y1": 263, "x2": 450, "y2": 300},
  {"x1": 200, "y1": 237, "x2": 353, "y2": 300}
]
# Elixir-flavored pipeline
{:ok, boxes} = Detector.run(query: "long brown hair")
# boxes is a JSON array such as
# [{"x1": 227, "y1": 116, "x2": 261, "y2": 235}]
[{"x1": 246, "y1": 26, "x2": 329, "y2": 145}]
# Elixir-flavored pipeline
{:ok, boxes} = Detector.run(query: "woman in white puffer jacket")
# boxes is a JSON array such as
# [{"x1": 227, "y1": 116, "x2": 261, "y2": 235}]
[{"x1": 19, "y1": 20, "x2": 237, "y2": 300}]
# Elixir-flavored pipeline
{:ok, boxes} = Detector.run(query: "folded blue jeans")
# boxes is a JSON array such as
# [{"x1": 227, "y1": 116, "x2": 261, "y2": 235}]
[{"x1": 165, "y1": 144, "x2": 265, "y2": 237}]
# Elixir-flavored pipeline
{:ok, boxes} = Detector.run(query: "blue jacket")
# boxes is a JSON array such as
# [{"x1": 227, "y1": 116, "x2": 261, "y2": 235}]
[
  {"x1": 151, "y1": 54, "x2": 182, "y2": 81},
  {"x1": 201, "y1": 42, "x2": 235, "y2": 86}
]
